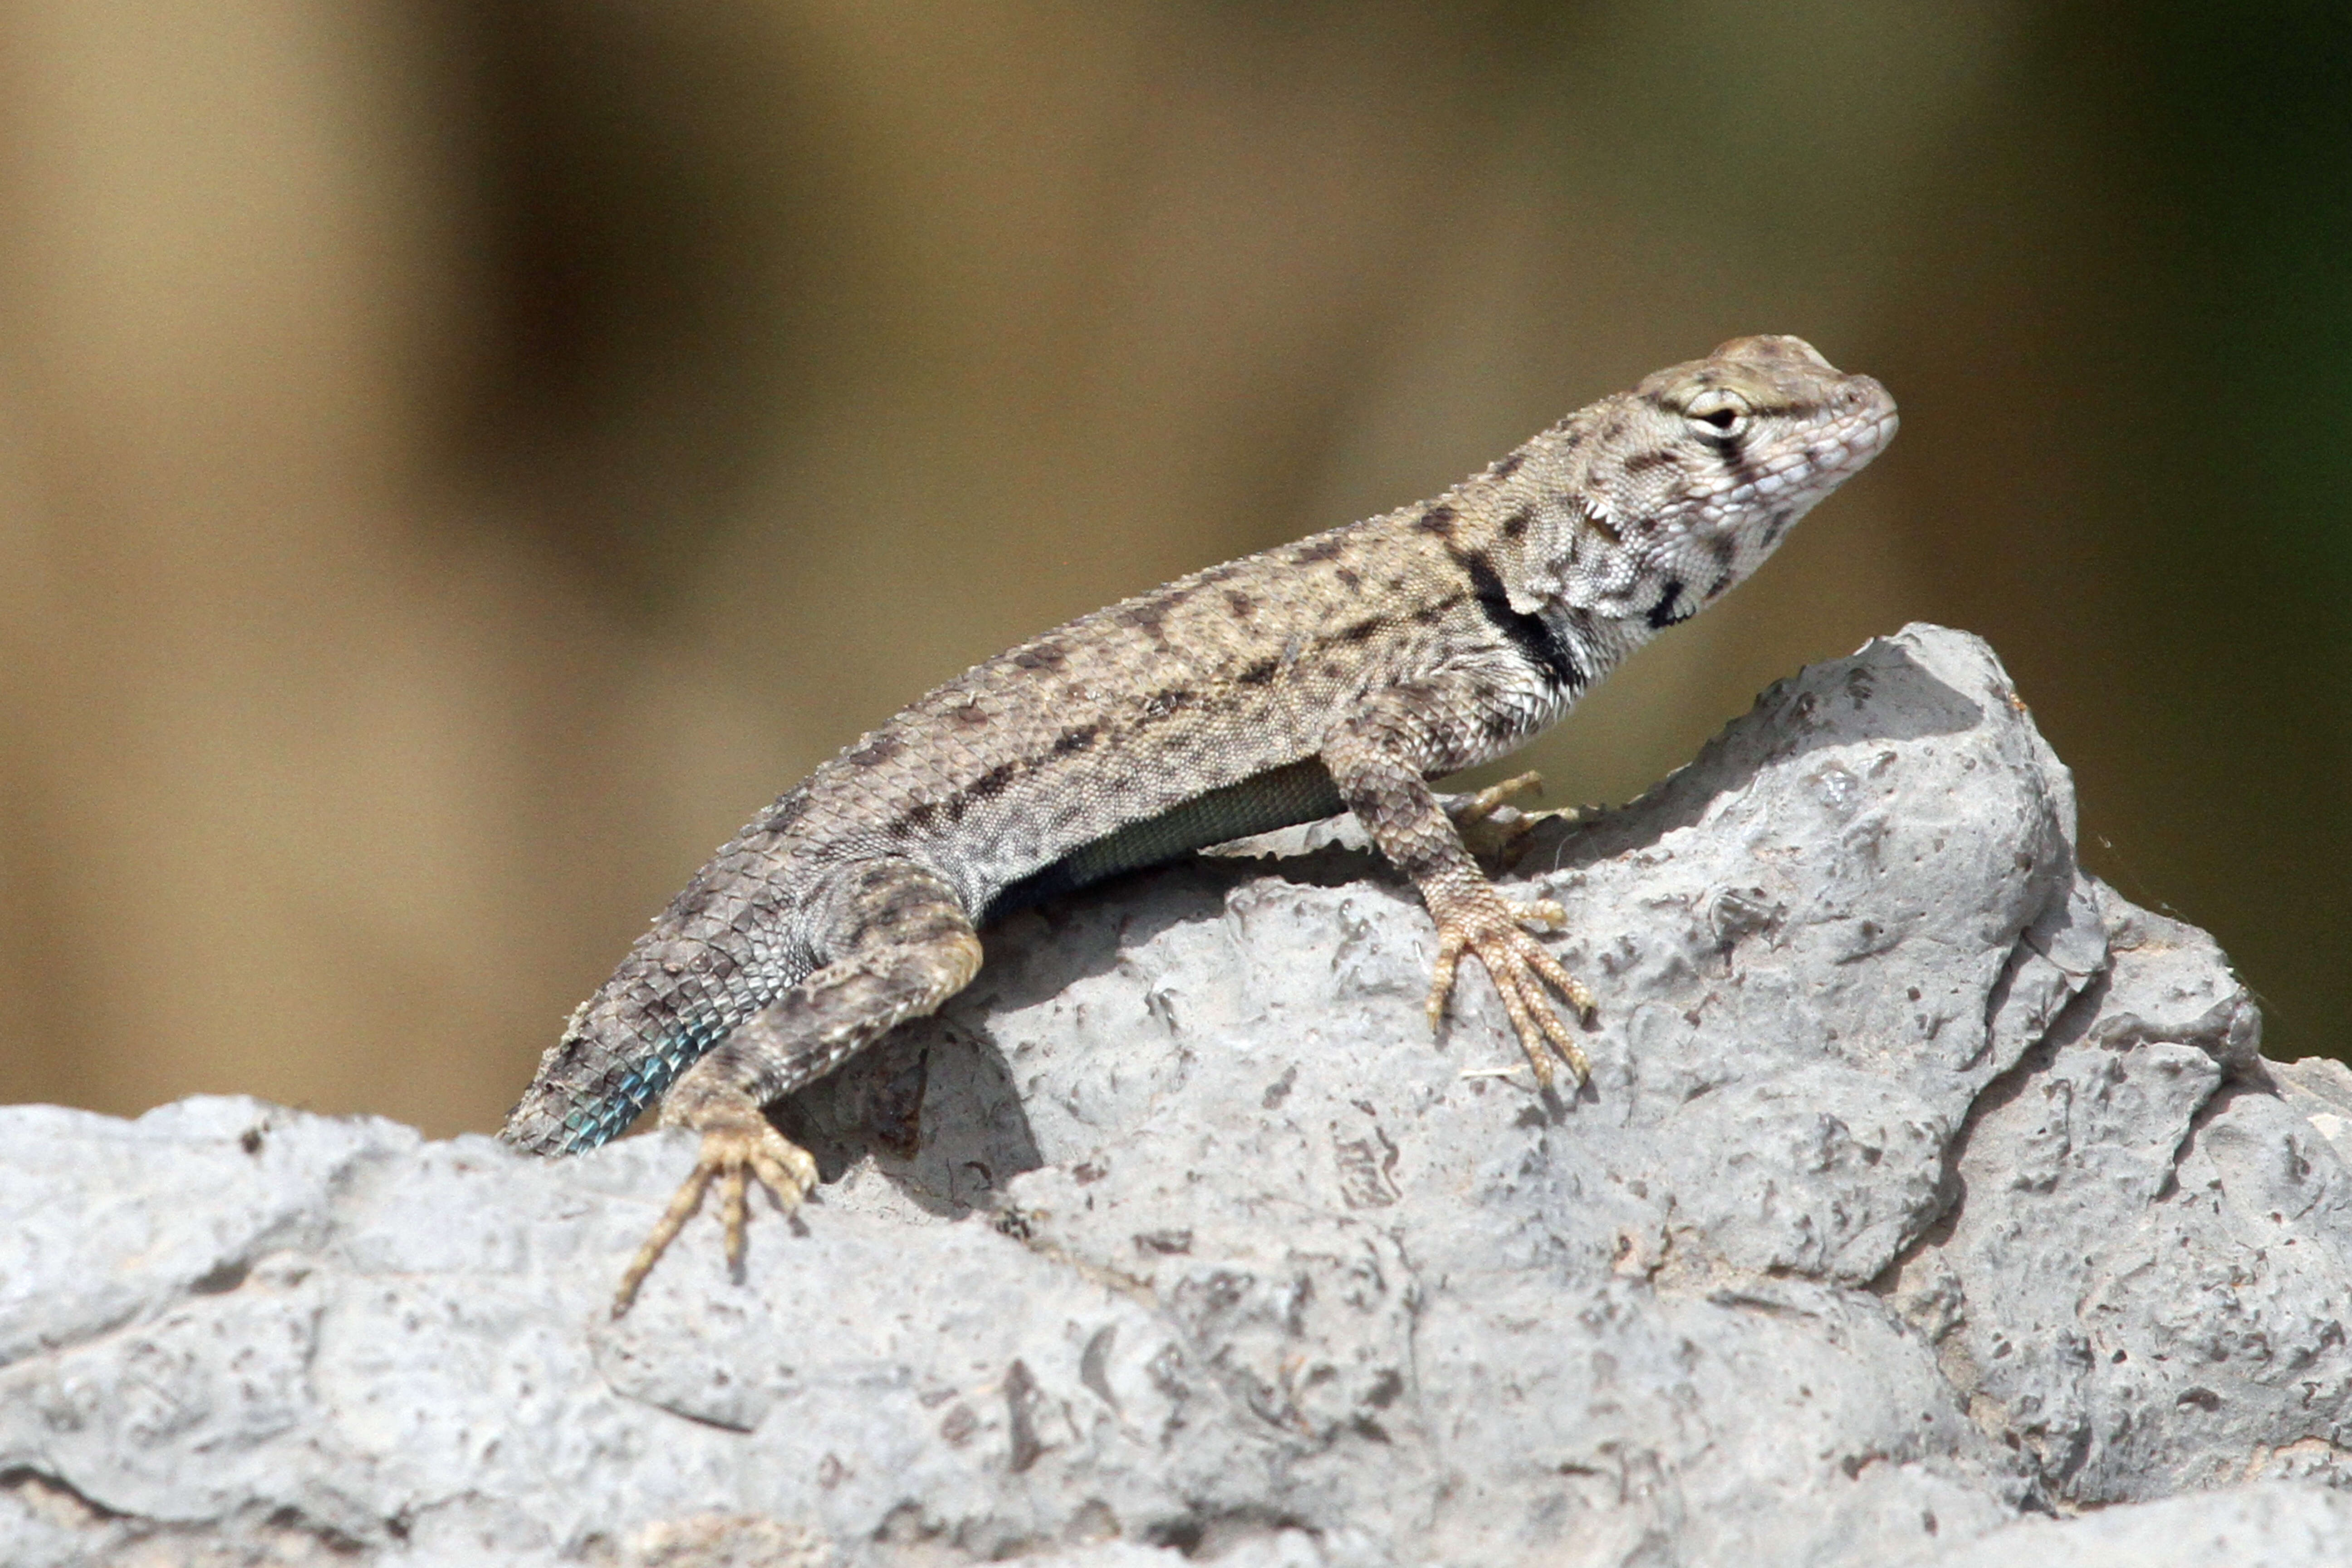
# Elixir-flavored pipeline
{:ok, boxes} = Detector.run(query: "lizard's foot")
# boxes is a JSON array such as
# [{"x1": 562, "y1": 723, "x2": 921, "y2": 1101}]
[
  {"x1": 1453, "y1": 769, "x2": 1547, "y2": 825},
  {"x1": 1446, "y1": 771, "x2": 1545, "y2": 860},
  {"x1": 612, "y1": 1105, "x2": 818, "y2": 1317},
  {"x1": 1445, "y1": 772, "x2": 1595, "y2": 864},
  {"x1": 1425, "y1": 885, "x2": 1594, "y2": 1089}
]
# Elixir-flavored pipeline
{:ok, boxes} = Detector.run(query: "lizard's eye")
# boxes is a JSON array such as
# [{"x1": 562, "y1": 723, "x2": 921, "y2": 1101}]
[{"x1": 1685, "y1": 391, "x2": 1751, "y2": 439}]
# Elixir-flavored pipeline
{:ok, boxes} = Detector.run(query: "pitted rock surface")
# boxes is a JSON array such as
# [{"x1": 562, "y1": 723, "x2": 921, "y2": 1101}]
[{"x1": 4, "y1": 626, "x2": 2347, "y2": 1568}]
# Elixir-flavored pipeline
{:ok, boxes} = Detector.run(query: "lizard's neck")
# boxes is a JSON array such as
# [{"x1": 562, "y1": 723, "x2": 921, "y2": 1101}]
[
  {"x1": 1461, "y1": 447, "x2": 1672, "y2": 676},
  {"x1": 1535, "y1": 599, "x2": 1655, "y2": 694}
]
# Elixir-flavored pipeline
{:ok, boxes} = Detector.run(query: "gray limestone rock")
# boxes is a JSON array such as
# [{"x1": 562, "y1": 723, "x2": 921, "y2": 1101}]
[
  {"x1": 2, "y1": 624, "x2": 2345, "y2": 1568},
  {"x1": 1897, "y1": 1481, "x2": 2352, "y2": 1568}
]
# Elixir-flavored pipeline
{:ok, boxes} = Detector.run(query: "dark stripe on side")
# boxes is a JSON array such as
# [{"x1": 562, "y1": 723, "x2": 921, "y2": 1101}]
[
  {"x1": 1646, "y1": 576, "x2": 1688, "y2": 630},
  {"x1": 1459, "y1": 550, "x2": 1583, "y2": 690}
]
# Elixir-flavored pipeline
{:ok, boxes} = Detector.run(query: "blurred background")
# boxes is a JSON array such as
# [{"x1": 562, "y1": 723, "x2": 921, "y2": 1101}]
[{"x1": 0, "y1": 1, "x2": 2345, "y2": 1137}]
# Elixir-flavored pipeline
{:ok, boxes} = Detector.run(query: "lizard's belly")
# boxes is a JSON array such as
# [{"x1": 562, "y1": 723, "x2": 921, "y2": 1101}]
[{"x1": 976, "y1": 756, "x2": 1343, "y2": 921}]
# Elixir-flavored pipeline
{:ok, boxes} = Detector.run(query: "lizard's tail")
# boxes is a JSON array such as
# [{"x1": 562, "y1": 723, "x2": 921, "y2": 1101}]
[{"x1": 501, "y1": 968, "x2": 793, "y2": 1156}]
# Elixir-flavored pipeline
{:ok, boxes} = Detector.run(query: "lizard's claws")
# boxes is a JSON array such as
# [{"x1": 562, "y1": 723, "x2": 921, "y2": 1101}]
[
  {"x1": 1425, "y1": 887, "x2": 1594, "y2": 1088},
  {"x1": 1445, "y1": 772, "x2": 1596, "y2": 864},
  {"x1": 1446, "y1": 771, "x2": 1546, "y2": 861},
  {"x1": 1454, "y1": 770, "x2": 1548, "y2": 825},
  {"x1": 612, "y1": 1107, "x2": 818, "y2": 1317}
]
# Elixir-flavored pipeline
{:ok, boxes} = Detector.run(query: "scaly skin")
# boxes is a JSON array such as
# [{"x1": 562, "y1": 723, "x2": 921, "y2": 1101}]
[{"x1": 501, "y1": 335, "x2": 1899, "y2": 1312}]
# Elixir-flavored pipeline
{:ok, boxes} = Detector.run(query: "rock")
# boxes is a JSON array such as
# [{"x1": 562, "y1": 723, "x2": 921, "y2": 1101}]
[
  {"x1": 1876, "y1": 893, "x2": 2352, "y2": 1507},
  {"x1": 1896, "y1": 1482, "x2": 2352, "y2": 1567},
  {"x1": 2, "y1": 624, "x2": 2345, "y2": 1567}
]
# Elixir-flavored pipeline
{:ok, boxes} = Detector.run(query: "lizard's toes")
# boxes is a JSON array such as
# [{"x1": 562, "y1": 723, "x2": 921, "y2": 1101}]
[
  {"x1": 1514, "y1": 897, "x2": 1567, "y2": 933},
  {"x1": 745, "y1": 1128, "x2": 820, "y2": 1202},
  {"x1": 1425, "y1": 888, "x2": 1594, "y2": 1087},
  {"x1": 612, "y1": 1111, "x2": 818, "y2": 1317},
  {"x1": 1452, "y1": 770, "x2": 1547, "y2": 827},
  {"x1": 1448, "y1": 778, "x2": 1597, "y2": 865}
]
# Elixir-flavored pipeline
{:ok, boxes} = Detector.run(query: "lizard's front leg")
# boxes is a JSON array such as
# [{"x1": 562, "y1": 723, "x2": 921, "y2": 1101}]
[
  {"x1": 1324, "y1": 695, "x2": 1594, "y2": 1089},
  {"x1": 612, "y1": 858, "x2": 982, "y2": 1314}
]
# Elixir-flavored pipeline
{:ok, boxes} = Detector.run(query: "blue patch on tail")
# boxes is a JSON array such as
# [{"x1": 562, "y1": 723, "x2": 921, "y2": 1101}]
[{"x1": 553, "y1": 1026, "x2": 724, "y2": 1154}]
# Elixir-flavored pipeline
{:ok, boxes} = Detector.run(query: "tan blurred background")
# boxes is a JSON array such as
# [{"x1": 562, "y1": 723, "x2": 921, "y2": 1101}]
[{"x1": 0, "y1": 2, "x2": 2344, "y2": 1137}]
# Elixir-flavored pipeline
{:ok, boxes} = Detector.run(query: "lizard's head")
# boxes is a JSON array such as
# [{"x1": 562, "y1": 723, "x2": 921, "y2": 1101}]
[{"x1": 1540, "y1": 335, "x2": 1897, "y2": 628}]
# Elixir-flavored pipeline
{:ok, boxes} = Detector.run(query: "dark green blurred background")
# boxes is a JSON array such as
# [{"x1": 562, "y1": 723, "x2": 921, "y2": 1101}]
[{"x1": 1, "y1": 2, "x2": 2344, "y2": 1137}]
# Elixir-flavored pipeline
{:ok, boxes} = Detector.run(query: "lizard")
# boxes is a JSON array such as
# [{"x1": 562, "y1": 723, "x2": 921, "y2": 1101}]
[{"x1": 501, "y1": 334, "x2": 1898, "y2": 1313}]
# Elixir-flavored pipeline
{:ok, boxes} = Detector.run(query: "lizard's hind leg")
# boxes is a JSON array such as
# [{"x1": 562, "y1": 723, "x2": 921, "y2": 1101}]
[{"x1": 612, "y1": 859, "x2": 982, "y2": 1314}]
